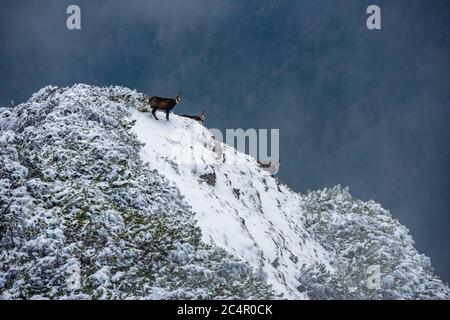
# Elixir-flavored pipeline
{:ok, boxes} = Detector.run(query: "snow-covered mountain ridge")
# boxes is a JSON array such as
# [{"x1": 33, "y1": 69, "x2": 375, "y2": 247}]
[{"x1": 1, "y1": 84, "x2": 448, "y2": 299}]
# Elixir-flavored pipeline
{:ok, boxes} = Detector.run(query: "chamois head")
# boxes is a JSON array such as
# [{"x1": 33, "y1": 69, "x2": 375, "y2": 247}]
[
  {"x1": 175, "y1": 92, "x2": 182, "y2": 104},
  {"x1": 200, "y1": 109, "x2": 207, "y2": 121}
]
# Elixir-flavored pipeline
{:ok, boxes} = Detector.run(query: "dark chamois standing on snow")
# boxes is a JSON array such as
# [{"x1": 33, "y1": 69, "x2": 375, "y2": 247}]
[
  {"x1": 181, "y1": 109, "x2": 207, "y2": 124},
  {"x1": 148, "y1": 92, "x2": 182, "y2": 121}
]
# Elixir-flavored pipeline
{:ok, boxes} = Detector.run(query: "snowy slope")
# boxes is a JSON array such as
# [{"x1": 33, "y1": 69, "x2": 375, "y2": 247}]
[
  {"x1": 129, "y1": 94, "x2": 450, "y2": 300},
  {"x1": 131, "y1": 109, "x2": 329, "y2": 298},
  {"x1": 1, "y1": 84, "x2": 449, "y2": 300},
  {"x1": 0, "y1": 85, "x2": 274, "y2": 299}
]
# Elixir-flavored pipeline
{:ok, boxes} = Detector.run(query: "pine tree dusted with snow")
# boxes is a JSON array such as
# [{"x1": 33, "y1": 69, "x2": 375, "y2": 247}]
[
  {"x1": 0, "y1": 85, "x2": 274, "y2": 299},
  {"x1": 298, "y1": 186, "x2": 450, "y2": 299}
]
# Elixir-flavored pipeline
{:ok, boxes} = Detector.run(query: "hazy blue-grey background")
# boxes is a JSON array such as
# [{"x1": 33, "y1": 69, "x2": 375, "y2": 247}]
[{"x1": 1, "y1": 0, "x2": 449, "y2": 283}]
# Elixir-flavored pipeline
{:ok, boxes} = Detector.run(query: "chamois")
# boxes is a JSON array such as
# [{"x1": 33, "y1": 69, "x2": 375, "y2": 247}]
[
  {"x1": 181, "y1": 109, "x2": 207, "y2": 124},
  {"x1": 148, "y1": 92, "x2": 182, "y2": 121},
  {"x1": 257, "y1": 160, "x2": 281, "y2": 176}
]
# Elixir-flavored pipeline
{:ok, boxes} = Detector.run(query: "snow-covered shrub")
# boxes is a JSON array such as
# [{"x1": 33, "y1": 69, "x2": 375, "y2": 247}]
[
  {"x1": 298, "y1": 186, "x2": 450, "y2": 299},
  {"x1": 2, "y1": 84, "x2": 448, "y2": 300},
  {"x1": 0, "y1": 84, "x2": 274, "y2": 299}
]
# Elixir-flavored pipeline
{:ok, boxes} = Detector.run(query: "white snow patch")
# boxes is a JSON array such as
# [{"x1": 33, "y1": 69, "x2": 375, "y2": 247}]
[{"x1": 131, "y1": 109, "x2": 330, "y2": 298}]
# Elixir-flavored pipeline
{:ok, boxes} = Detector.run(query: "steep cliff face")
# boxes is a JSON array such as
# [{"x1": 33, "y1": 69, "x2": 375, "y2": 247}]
[{"x1": 0, "y1": 84, "x2": 448, "y2": 299}]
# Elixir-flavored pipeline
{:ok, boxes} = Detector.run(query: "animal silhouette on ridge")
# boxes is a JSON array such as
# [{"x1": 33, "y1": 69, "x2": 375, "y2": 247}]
[
  {"x1": 181, "y1": 109, "x2": 207, "y2": 124},
  {"x1": 148, "y1": 92, "x2": 182, "y2": 121}
]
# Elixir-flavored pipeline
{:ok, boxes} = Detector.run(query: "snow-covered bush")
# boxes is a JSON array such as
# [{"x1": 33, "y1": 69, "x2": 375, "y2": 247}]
[
  {"x1": 0, "y1": 84, "x2": 274, "y2": 299},
  {"x1": 1, "y1": 84, "x2": 448, "y2": 300},
  {"x1": 298, "y1": 186, "x2": 450, "y2": 299}
]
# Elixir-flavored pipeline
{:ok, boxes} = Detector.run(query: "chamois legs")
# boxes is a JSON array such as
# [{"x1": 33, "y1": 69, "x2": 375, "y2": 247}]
[
  {"x1": 150, "y1": 108, "x2": 170, "y2": 121},
  {"x1": 151, "y1": 108, "x2": 159, "y2": 120}
]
